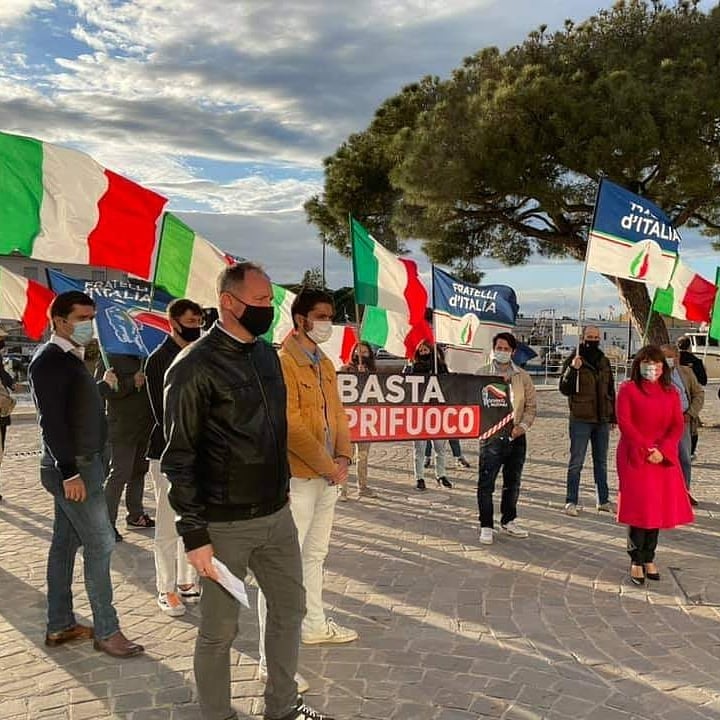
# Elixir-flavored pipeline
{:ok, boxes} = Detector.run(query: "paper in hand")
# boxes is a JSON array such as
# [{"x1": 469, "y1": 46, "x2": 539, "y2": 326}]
[{"x1": 211, "y1": 557, "x2": 250, "y2": 608}]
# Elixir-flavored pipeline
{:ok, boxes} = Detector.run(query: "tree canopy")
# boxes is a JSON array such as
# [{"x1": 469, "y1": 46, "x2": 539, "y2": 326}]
[{"x1": 306, "y1": 0, "x2": 720, "y2": 340}]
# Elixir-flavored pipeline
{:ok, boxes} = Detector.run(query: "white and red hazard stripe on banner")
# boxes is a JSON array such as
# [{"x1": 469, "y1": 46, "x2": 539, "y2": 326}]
[{"x1": 338, "y1": 373, "x2": 513, "y2": 443}]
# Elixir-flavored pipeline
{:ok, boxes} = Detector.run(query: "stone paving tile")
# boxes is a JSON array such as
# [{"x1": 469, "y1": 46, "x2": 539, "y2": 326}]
[{"x1": 2, "y1": 390, "x2": 720, "y2": 718}]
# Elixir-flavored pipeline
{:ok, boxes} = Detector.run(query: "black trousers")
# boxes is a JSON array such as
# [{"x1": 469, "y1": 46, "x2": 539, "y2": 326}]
[
  {"x1": 477, "y1": 435, "x2": 526, "y2": 528},
  {"x1": 627, "y1": 526, "x2": 659, "y2": 564},
  {"x1": 691, "y1": 433, "x2": 698, "y2": 456}
]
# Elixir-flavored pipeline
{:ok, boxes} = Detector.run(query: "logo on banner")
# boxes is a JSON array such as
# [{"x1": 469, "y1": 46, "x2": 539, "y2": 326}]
[
  {"x1": 459, "y1": 314, "x2": 479, "y2": 346},
  {"x1": 481, "y1": 383, "x2": 509, "y2": 409}
]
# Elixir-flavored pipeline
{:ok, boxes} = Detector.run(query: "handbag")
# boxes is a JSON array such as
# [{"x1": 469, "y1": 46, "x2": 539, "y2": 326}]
[{"x1": 0, "y1": 384, "x2": 16, "y2": 418}]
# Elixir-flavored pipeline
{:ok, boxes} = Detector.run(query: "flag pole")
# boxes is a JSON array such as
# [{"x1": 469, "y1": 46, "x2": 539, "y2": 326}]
[
  {"x1": 431, "y1": 264, "x2": 439, "y2": 375},
  {"x1": 642, "y1": 291, "x2": 656, "y2": 345},
  {"x1": 348, "y1": 213, "x2": 363, "y2": 334},
  {"x1": 574, "y1": 176, "x2": 604, "y2": 390},
  {"x1": 147, "y1": 211, "x2": 168, "y2": 313}
]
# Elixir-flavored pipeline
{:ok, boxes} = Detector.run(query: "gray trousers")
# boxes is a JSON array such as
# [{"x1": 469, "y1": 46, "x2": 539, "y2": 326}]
[
  {"x1": 679, "y1": 419, "x2": 692, "y2": 489},
  {"x1": 196, "y1": 505, "x2": 305, "y2": 720},
  {"x1": 104, "y1": 439, "x2": 149, "y2": 525}
]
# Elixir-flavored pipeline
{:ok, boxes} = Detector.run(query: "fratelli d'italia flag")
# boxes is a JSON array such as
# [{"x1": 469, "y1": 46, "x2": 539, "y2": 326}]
[
  {"x1": 587, "y1": 179, "x2": 680, "y2": 287},
  {"x1": 0, "y1": 131, "x2": 167, "y2": 279},
  {"x1": 350, "y1": 216, "x2": 432, "y2": 357},
  {"x1": 652, "y1": 261, "x2": 717, "y2": 322}
]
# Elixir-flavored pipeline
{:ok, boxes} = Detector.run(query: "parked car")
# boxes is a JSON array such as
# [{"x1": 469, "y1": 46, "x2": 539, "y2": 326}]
[{"x1": 373, "y1": 348, "x2": 407, "y2": 373}]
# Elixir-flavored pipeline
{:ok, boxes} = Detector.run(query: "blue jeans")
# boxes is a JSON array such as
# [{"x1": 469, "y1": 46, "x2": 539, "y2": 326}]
[
  {"x1": 40, "y1": 453, "x2": 119, "y2": 639},
  {"x1": 426, "y1": 438, "x2": 463, "y2": 458},
  {"x1": 565, "y1": 420, "x2": 610, "y2": 506},
  {"x1": 477, "y1": 435, "x2": 526, "y2": 528},
  {"x1": 679, "y1": 420, "x2": 692, "y2": 488}
]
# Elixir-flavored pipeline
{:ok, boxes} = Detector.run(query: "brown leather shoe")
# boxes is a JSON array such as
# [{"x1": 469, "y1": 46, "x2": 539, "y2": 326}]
[
  {"x1": 45, "y1": 623, "x2": 94, "y2": 647},
  {"x1": 93, "y1": 631, "x2": 144, "y2": 658}
]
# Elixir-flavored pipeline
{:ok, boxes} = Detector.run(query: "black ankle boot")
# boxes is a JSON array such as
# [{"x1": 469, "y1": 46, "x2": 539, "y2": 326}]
[{"x1": 437, "y1": 476, "x2": 452, "y2": 488}]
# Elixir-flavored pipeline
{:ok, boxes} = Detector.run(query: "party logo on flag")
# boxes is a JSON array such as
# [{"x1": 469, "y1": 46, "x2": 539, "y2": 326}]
[{"x1": 481, "y1": 383, "x2": 509, "y2": 409}]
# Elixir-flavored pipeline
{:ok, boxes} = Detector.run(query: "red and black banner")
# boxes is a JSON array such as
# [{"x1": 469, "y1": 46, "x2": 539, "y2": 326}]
[{"x1": 338, "y1": 373, "x2": 514, "y2": 443}]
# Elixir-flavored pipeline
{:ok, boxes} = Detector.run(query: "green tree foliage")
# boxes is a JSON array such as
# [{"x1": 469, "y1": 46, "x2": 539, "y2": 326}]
[
  {"x1": 300, "y1": 266, "x2": 325, "y2": 289},
  {"x1": 306, "y1": 0, "x2": 720, "y2": 340}
]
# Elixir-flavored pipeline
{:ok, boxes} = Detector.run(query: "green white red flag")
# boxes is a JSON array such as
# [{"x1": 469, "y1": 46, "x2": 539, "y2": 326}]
[
  {"x1": 154, "y1": 213, "x2": 233, "y2": 307},
  {"x1": 350, "y1": 217, "x2": 432, "y2": 357},
  {"x1": 0, "y1": 131, "x2": 167, "y2": 279},
  {"x1": 0, "y1": 266, "x2": 54, "y2": 339},
  {"x1": 652, "y1": 261, "x2": 717, "y2": 322}
]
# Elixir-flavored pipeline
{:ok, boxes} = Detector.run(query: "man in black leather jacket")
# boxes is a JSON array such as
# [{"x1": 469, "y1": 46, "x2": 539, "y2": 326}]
[{"x1": 162, "y1": 262, "x2": 333, "y2": 720}]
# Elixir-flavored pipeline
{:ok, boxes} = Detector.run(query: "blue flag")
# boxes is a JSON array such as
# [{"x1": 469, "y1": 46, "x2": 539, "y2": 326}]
[
  {"x1": 47, "y1": 270, "x2": 171, "y2": 357},
  {"x1": 432, "y1": 267, "x2": 519, "y2": 349},
  {"x1": 587, "y1": 179, "x2": 680, "y2": 287}
]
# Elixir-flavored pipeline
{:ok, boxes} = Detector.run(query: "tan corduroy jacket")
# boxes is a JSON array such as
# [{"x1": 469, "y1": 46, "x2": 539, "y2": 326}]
[
  {"x1": 478, "y1": 361, "x2": 537, "y2": 431},
  {"x1": 280, "y1": 334, "x2": 352, "y2": 479}
]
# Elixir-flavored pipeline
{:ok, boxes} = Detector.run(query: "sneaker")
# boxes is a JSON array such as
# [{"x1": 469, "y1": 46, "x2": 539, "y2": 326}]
[
  {"x1": 358, "y1": 486, "x2": 377, "y2": 498},
  {"x1": 596, "y1": 502, "x2": 613, "y2": 513},
  {"x1": 416, "y1": 478, "x2": 426, "y2": 491},
  {"x1": 157, "y1": 592, "x2": 186, "y2": 617},
  {"x1": 436, "y1": 476, "x2": 453, "y2": 489},
  {"x1": 338, "y1": 489, "x2": 349, "y2": 502},
  {"x1": 178, "y1": 584, "x2": 201, "y2": 604},
  {"x1": 479, "y1": 527, "x2": 494, "y2": 545},
  {"x1": 564, "y1": 503, "x2": 579, "y2": 517},
  {"x1": 259, "y1": 666, "x2": 310, "y2": 694},
  {"x1": 127, "y1": 513, "x2": 155, "y2": 529},
  {"x1": 456, "y1": 456, "x2": 471, "y2": 469},
  {"x1": 302, "y1": 618, "x2": 358, "y2": 645},
  {"x1": 269, "y1": 699, "x2": 335, "y2": 720},
  {"x1": 423, "y1": 457, "x2": 431, "y2": 469},
  {"x1": 501, "y1": 520, "x2": 529, "y2": 538}
]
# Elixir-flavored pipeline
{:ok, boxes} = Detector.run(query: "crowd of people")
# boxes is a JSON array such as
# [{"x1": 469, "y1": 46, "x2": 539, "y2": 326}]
[{"x1": 16, "y1": 260, "x2": 712, "y2": 720}]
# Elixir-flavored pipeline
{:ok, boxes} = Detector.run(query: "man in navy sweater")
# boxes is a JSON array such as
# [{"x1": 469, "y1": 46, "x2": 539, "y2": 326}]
[{"x1": 29, "y1": 291, "x2": 144, "y2": 658}]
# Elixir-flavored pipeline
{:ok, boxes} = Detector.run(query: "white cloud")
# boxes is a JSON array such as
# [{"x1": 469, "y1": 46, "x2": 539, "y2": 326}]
[{"x1": 0, "y1": 0, "x2": 53, "y2": 26}]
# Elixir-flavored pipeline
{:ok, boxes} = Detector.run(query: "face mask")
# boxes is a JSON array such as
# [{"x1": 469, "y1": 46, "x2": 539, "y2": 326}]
[
  {"x1": 306, "y1": 319, "x2": 332, "y2": 344},
  {"x1": 639, "y1": 362, "x2": 661, "y2": 381},
  {"x1": 584, "y1": 340, "x2": 600, "y2": 351},
  {"x1": 237, "y1": 303, "x2": 274, "y2": 337},
  {"x1": 665, "y1": 358, "x2": 675, "y2": 369},
  {"x1": 178, "y1": 324, "x2": 202, "y2": 343},
  {"x1": 493, "y1": 350, "x2": 512, "y2": 365},
  {"x1": 70, "y1": 319, "x2": 94, "y2": 346}
]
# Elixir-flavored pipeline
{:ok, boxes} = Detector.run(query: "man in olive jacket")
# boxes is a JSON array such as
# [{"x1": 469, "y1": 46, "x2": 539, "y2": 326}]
[{"x1": 559, "y1": 326, "x2": 616, "y2": 515}]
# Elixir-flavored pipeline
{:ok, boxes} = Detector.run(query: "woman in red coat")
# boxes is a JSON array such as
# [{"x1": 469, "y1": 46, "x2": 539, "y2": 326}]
[{"x1": 616, "y1": 345, "x2": 693, "y2": 585}]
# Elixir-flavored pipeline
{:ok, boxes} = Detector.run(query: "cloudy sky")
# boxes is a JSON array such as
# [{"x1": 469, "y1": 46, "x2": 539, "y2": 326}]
[{"x1": 1, "y1": 0, "x2": 718, "y2": 318}]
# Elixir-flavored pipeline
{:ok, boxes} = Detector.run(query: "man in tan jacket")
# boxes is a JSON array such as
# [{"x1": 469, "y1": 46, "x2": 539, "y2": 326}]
[
  {"x1": 257, "y1": 289, "x2": 356, "y2": 691},
  {"x1": 476, "y1": 332, "x2": 537, "y2": 545}
]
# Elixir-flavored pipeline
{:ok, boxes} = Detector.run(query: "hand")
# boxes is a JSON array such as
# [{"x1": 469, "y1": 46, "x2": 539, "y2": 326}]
[
  {"x1": 103, "y1": 369, "x2": 118, "y2": 390},
  {"x1": 63, "y1": 476, "x2": 87, "y2": 502},
  {"x1": 511, "y1": 426, "x2": 525, "y2": 440},
  {"x1": 326, "y1": 460, "x2": 349, "y2": 486},
  {"x1": 133, "y1": 371, "x2": 146, "y2": 389},
  {"x1": 647, "y1": 448, "x2": 663, "y2": 464},
  {"x1": 610, "y1": 423, "x2": 617, "y2": 431},
  {"x1": 187, "y1": 544, "x2": 219, "y2": 581},
  {"x1": 571, "y1": 356, "x2": 583, "y2": 370}
]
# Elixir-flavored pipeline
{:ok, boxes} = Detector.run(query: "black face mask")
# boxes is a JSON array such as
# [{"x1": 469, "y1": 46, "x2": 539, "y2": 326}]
[
  {"x1": 178, "y1": 325, "x2": 202, "y2": 343},
  {"x1": 237, "y1": 303, "x2": 274, "y2": 337},
  {"x1": 583, "y1": 340, "x2": 601, "y2": 352}
]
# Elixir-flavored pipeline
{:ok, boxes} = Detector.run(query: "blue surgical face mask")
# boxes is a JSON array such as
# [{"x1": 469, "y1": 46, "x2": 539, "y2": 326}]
[{"x1": 70, "y1": 319, "x2": 94, "y2": 346}]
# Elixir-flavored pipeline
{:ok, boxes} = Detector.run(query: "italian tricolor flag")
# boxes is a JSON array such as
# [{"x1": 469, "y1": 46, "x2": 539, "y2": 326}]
[
  {"x1": 0, "y1": 266, "x2": 55, "y2": 340},
  {"x1": 325, "y1": 325, "x2": 358, "y2": 370},
  {"x1": 0, "y1": 131, "x2": 167, "y2": 279},
  {"x1": 154, "y1": 213, "x2": 233, "y2": 307},
  {"x1": 652, "y1": 261, "x2": 717, "y2": 322},
  {"x1": 350, "y1": 217, "x2": 432, "y2": 357},
  {"x1": 263, "y1": 284, "x2": 295, "y2": 345}
]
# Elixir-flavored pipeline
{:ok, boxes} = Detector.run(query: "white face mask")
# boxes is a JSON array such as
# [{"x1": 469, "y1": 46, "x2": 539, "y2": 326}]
[
  {"x1": 307, "y1": 319, "x2": 332, "y2": 345},
  {"x1": 665, "y1": 358, "x2": 675, "y2": 369},
  {"x1": 493, "y1": 350, "x2": 512, "y2": 365}
]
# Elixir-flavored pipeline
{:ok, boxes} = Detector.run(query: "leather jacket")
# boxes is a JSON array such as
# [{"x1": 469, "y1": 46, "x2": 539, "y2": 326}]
[{"x1": 161, "y1": 324, "x2": 290, "y2": 551}]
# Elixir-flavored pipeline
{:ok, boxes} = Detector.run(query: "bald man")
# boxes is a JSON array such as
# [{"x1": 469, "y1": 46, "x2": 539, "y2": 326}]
[{"x1": 559, "y1": 326, "x2": 616, "y2": 516}]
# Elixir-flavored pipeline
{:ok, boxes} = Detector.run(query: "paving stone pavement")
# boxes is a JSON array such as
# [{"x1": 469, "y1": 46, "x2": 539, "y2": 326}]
[{"x1": 2, "y1": 385, "x2": 720, "y2": 720}]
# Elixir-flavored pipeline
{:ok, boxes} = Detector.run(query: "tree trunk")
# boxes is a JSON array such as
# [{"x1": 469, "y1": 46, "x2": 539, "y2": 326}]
[{"x1": 609, "y1": 277, "x2": 669, "y2": 346}]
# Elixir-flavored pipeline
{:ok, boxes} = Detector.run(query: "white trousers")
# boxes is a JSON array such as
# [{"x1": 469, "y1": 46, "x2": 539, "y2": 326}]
[
  {"x1": 258, "y1": 476, "x2": 338, "y2": 668},
  {"x1": 150, "y1": 460, "x2": 197, "y2": 594}
]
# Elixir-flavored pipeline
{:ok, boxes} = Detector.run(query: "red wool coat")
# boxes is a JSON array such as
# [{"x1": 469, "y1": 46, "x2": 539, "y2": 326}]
[{"x1": 615, "y1": 380, "x2": 694, "y2": 529}]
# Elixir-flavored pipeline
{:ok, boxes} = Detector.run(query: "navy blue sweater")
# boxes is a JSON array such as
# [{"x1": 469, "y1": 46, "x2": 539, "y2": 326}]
[{"x1": 29, "y1": 343, "x2": 108, "y2": 481}]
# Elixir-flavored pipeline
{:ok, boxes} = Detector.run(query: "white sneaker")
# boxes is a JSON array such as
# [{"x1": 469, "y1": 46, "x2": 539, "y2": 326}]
[
  {"x1": 259, "y1": 666, "x2": 310, "y2": 694},
  {"x1": 564, "y1": 503, "x2": 579, "y2": 517},
  {"x1": 157, "y1": 592, "x2": 186, "y2": 617},
  {"x1": 479, "y1": 527, "x2": 494, "y2": 545},
  {"x1": 178, "y1": 584, "x2": 201, "y2": 604},
  {"x1": 302, "y1": 618, "x2": 358, "y2": 645},
  {"x1": 501, "y1": 520, "x2": 529, "y2": 538}
]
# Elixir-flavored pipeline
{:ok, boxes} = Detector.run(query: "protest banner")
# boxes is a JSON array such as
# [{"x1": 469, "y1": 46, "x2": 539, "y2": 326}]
[{"x1": 338, "y1": 372, "x2": 513, "y2": 442}]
